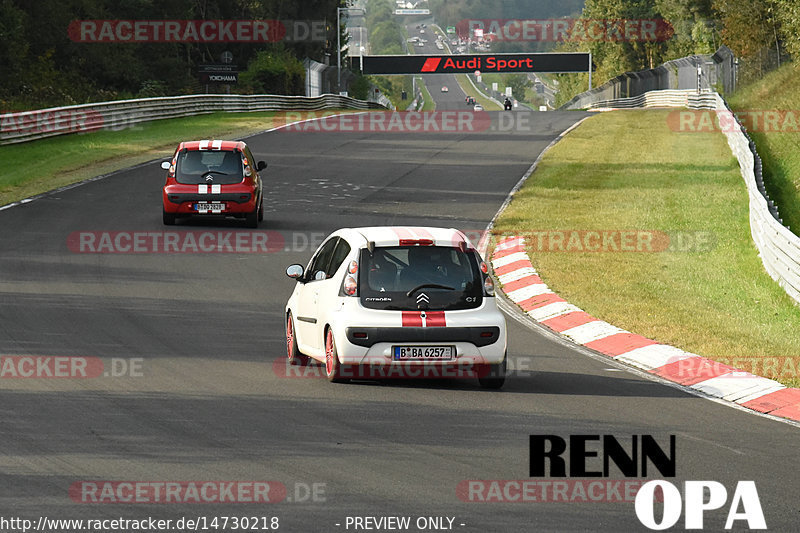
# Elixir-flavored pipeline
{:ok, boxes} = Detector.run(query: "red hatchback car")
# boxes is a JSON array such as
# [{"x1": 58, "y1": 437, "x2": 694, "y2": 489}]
[{"x1": 161, "y1": 140, "x2": 266, "y2": 227}]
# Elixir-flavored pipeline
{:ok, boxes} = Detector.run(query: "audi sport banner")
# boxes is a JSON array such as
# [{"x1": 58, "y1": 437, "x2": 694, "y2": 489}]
[{"x1": 361, "y1": 53, "x2": 591, "y2": 75}]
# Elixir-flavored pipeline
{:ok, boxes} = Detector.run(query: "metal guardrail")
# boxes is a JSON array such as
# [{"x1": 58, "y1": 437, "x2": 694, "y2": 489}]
[
  {"x1": 588, "y1": 88, "x2": 800, "y2": 305},
  {"x1": 587, "y1": 89, "x2": 717, "y2": 110},
  {"x1": 561, "y1": 46, "x2": 736, "y2": 110},
  {"x1": 711, "y1": 93, "x2": 800, "y2": 303},
  {"x1": 0, "y1": 93, "x2": 388, "y2": 145}
]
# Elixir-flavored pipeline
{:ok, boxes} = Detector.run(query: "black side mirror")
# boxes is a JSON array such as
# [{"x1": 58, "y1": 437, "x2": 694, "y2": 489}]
[{"x1": 256, "y1": 161, "x2": 267, "y2": 171}]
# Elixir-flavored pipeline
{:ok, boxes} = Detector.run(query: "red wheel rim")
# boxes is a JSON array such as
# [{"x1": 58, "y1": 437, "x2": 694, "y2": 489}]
[
  {"x1": 286, "y1": 317, "x2": 293, "y2": 358},
  {"x1": 325, "y1": 331, "x2": 334, "y2": 376}
]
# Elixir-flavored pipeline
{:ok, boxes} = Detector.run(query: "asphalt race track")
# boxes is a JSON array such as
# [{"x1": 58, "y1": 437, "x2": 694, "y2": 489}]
[
  {"x1": 1, "y1": 94, "x2": 799, "y2": 531},
  {"x1": 410, "y1": 27, "x2": 473, "y2": 111}
]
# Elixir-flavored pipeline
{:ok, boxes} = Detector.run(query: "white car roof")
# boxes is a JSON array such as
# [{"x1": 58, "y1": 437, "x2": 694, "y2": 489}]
[{"x1": 338, "y1": 226, "x2": 475, "y2": 250}]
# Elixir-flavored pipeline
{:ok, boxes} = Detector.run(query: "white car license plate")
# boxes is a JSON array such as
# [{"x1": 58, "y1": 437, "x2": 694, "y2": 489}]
[
  {"x1": 393, "y1": 345, "x2": 454, "y2": 360},
  {"x1": 195, "y1": 202, "x2": 225, "y2": 212}
]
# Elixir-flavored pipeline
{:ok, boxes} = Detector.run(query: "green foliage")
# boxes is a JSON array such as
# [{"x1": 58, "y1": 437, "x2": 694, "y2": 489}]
[
  {"x1": 366, "y1": 0, "x2": 394, "y2": 29},
  {"x1": 428, "y1": 0, "x2": 586, "y2": 29},
  {"x1": 0, "y1": 0, "x2": 343, "y2": 110},
  {"x1": 136, "y1": 80, "x2": 168, "y2": 98},
  {"x1": 349, "y1": 73, "x2": 371, "y2": 100},
  {"x1": 654, "y1": 0, "x2": 718, "y2": 57},
  {"x1": 713, "y1": 0, "x2": 775, "y2": 57},
  {"x1": 728, "y1": 61, "x2": 800, "y2": 235},
  {"x1": 239, "y1": 48, "x2": 305, "y2": 95},
  {"x1": 368, "y1": 75, "x2": 412, "y2": 108},
  {"x1": 555, "y1": 73, "x2": 591, "y2": 107},
  {"x1": 773, "y1": 0, "x2": 800, "y2": 57},
  {"x1": 366, "y1": 0, "x2": 406, "y2": 56},
  {"x1": 370, "y1": 20, "x2": 405, "y2": 54},
  {"x1": 503, "y1": 74, "x2": 531, "y2": 101},
  {"x1": 362, "y1": 0, "x2": 410, "y2": 106}
]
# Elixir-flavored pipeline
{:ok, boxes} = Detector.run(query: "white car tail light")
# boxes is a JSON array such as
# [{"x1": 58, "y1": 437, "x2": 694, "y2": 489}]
[
  {"x1": 484, "y1": 274, "x2": 495, "y2": 296},
  {"x1": 343, "y1": 260, "x2": 359, "y2": 296}
]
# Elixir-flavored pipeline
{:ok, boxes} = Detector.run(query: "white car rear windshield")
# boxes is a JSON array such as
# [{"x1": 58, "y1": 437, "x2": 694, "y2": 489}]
[{"x1": 359, "y1": 246, "x2": 483, "y2": 311}]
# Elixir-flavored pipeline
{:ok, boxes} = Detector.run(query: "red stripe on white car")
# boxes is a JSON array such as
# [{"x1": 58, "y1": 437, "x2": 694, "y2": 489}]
[
  {"x1": 401, "y1": 311, "x2": 446, "y2": 327},
  {"x1": 409, "y1": 227, "x2": 435, "y2": 241},
  {"x1": 392, "y1": 227, "x2": 415, "y2": 242},
  {"x1": 425, "y1": 311, "x2": 446, "y2": 327},
  {"x1": 402, "y1": 311, "x2": 423, "y2": 327}
]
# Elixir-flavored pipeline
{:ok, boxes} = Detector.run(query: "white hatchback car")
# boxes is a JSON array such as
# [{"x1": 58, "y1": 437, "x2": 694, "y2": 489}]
[{"x1": 284, "y1": 227, "x2": 507, "y2": 388}]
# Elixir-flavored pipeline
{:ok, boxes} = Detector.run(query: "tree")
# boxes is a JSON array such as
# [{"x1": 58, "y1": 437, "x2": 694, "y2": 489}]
[
  {"x1": 713, "y1": 0, "x2": 775, "y2": 58},
  {"x1": 0, "y1": 0, "x2": 346, "y2": 109},
  {"x1": 503, "y1": 74, "x2": 531, "y2": 101},
  {"x1": 239, "y1": 48, "x2": 305, "y2": 95},
  {"x1": 772, "y1": 0, "x2": 800, "y2": 57},
  {"x1": 654, "y1": 0, "x2": 718, "y2": 57}
]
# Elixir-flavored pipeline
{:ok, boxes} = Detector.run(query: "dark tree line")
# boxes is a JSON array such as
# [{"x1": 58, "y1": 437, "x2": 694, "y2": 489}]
[
  {"x1": 3, "y1": 0, "x2": 798, "y2": 110},
  {"x1": 0, "y1": 0, "x2": 345, "y2": 110}
]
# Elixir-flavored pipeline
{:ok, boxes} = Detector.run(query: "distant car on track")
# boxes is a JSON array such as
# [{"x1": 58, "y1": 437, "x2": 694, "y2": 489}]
[
  {"x1": 284, "y1": 227, "x2": 508, "y2": 388},
  {"x1": 161, "y1": 140, "x2": 266, "y2": 227},
  {"x1": 441, "y1": 86, "x2": 449, "y2": 92},
  {"x1": 473, "y1": 104, "x2": 484, "y2": 111},
  {"x1": 465, "y1": 96, "x2": 476, "y2": 106}
]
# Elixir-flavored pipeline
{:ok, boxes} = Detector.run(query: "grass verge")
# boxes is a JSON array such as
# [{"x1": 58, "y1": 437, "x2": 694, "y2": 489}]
[
  {"x1": 492, "y1": 109, "x2": 800, "y2": 387},
  {"x1": 456, "y1": 75, "x2": 502, "y2": 111},
  {"x1": 728, "y1": 61, "x2": 800, "y2": 234},
  {"x1": 0, "y1": 110, "x2": 359, "y2": 207},
  {"x1": 416, "y1": 77, "x2": 436, "y2": 111}
]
